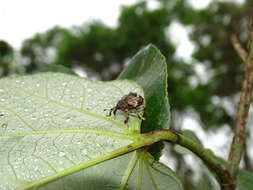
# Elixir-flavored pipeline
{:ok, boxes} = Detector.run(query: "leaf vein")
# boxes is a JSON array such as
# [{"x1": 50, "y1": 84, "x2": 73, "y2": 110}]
[
  {"x1": 5, "y1": 84, "x2": 128, "y2": 132},
  {"x1": 0, "y1": 104, "x2": 35, "y2": 131},
  {"x1": 144, "y1": 158, "x2": 158, "y2": 190},
  {"x1": 120, "y1": 152, "x2": 138, "y2": 190},
  {"x1": 1, "y1": 129, "x2": 136, "y2": 140}
]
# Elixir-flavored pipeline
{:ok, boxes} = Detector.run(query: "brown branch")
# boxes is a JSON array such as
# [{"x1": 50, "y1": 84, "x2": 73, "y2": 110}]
[
  {"x1": 227, "y1": 15, "x2": 253, "y2": 188},
  {"x1": 230, "y1": 34, "x2": 248, "y2": 62}
]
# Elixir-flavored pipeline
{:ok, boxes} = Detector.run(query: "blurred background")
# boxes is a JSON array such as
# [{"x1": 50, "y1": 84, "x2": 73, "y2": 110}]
[{"x1": 0, "y1": 0, "x2": 252, "y2": 189}]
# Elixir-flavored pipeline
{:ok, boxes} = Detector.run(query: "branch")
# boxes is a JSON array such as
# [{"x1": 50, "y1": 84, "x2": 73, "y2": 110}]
[
  {"x1": 227, "y1": 16, "x2": 253, "y2": 181},
  {"x1": 23, "y1": 129, "x2": 232, "y2": 189},
  {"x1": 142, "y1": 130, "x2": 233, "y2": 188},
  {"x1": 230, "y1": 34, "x2": 248, "y2": 62}
]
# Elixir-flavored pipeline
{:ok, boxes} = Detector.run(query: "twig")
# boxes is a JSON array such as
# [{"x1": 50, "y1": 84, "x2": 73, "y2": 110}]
[
  {"x1": 227, "y1": 15, "x2": 253, "y2": 183},
  {"x1": 230, "y1": 34, "x2": 248, "y2": 62},
  {"x1": 142, "y1": 130, "x2": 234, "y2": 188},
  {"x1": 20, "y1": 129, "x2": 232, "y2": 190}
]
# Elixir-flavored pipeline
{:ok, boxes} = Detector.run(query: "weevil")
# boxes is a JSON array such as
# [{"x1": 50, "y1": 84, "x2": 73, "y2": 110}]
[{"x1": 105, "y1": 92, "x2": 145, "y2": 124}]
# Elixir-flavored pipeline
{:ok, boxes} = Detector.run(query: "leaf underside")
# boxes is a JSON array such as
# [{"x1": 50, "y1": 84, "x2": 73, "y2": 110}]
[{"x1": 0, "y1": 73, "x2": 182, "y2": 190}]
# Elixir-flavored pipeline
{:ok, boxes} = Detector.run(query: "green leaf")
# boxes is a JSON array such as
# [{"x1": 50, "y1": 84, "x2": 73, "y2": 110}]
[
  {"x1": 118, "y1": 44, "x2": 170, "y2": 159},
  {"x1": 181, "y1": 130, "x2": 203, "y2": 146},
  {"x1": 40, "y1": 151, "x2": 183, "y2": 190},
  {"x1": 118, "y1": 44, "x2": 170, "y2": 132},
  {"x1": 0, "y1": 73, "x2": 183, "y2": 190},
  {"x1": 41, "y1": 64, "x2": 77, "y2": 75},
  {"x1": 237, "y1": 170, "x2": 253, "y2": 190}
]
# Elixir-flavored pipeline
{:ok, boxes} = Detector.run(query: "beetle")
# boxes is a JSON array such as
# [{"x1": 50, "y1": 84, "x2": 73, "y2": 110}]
[{"x1": 105, "y1": 92, "x2": 145, "y2": 124}]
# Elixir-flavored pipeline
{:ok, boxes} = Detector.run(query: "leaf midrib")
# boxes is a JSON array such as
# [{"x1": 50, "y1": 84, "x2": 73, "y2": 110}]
[{"x1": 1, "y1": 129, "x2": 136, "y2": 140}]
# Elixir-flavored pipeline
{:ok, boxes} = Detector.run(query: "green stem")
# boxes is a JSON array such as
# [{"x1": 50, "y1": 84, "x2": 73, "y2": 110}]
[
  {"x1": 142, "y1": 130, "x2": 232, "y2": 187},
  {"x1": 20, "y1": 130, "x2": 230, "y2": 190}
]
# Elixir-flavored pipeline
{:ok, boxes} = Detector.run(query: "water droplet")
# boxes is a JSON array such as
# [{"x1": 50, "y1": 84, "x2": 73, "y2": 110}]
[
  {"x1": 60, "y1": 160, "x2": 64, "y2": 164},
  {"x1": 34, "y1": 166, "x2": 39, "y2": 171},
  {"x1": 76, "y1": 140, "x2": 81, "y2": 145},
  {"x1": 59, "y1": 152, "x2": 66, "y2": 157},
  {"x1": 65, "y1": 117, "x2": 71, "y2": 122},
  {"x1": 95, "y1": 143, "x2": 101, "y2": 147},
  {"x1": 82, "y1": 149, "x2": 87, "y2": 155}
]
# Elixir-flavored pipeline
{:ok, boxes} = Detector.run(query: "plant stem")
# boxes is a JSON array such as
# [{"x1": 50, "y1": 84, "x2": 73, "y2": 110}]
[
  {"x1": 21, "y1": 129, "x2": 231, "y2": 190},
  {"x1": 142, "y1": 130, "x2": 233, "y2": 188},
  {"x1": 227, "y1": 15, "x2": 253, "y2": 183},
  {"x1": 230, "y1": 34, "x2": 248, "y2": 62}
]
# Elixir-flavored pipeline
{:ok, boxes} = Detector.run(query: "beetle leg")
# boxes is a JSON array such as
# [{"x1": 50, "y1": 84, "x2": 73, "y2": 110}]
[
  {"x1": 136, "y1": 112, "x2": 145, "y2": 120},
  {"x1": 108, "y1": 108, "x2": 113, "y2": 116},
  {"x1": 113, "y1": 108, "x2": 117, "y2": 116},
  {"x1": 109, "y1": 107, "x2": 117, "y2": 116},
  {"x1": 104, "y1": 107, "x2": 115, "y2": 117},
  {"x1": 121, "y1": 110, "x2": 130, "y2": 124},
  {"x1": 124, "y1": 115, "x2": 129, "y2": 124}
]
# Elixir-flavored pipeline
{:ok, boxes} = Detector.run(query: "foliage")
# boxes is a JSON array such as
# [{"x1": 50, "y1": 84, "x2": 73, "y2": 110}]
[
  {"x1": 18, "y1": 0, "x2": 248, "y2": 130},
  {"x1": 0, "y1": 40, "x2": 14, "y2": 76},
  {"x1": 118, "y1": 45, "x2": 170, "y2": 159},
  {"x1": 0, "y1": 46, "x2": 186, "y2": 190},
  {"x1": 1, "y1": 0, "x2": 253, "y2": 189},
  {"x1": 176, "y1": 0, "x2": 251, "y2": 96}
]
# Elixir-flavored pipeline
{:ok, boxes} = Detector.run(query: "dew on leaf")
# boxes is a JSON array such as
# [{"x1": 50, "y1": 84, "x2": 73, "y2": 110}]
[
  {"x1": 82, "y1": 149, "x2": 87, "y2": 155},
  {"x1": 0, "y1": 73, "x2": 144, "y2": 189},
  {"x1": 59, "y1": 152, "x2": 66, "y2": 157},
  {"x1": 65, "y1": 117, "x2": 71, "y2": 122}
]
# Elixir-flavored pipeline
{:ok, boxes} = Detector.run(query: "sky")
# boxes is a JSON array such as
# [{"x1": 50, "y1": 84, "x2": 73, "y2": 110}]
[
  {"x1": 0, "y1": 0, "x2": 211, "y2": 49},
  {"x1": 0, "y1": 0, "x2": 137, "y2": 48}
]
